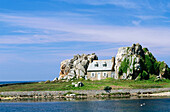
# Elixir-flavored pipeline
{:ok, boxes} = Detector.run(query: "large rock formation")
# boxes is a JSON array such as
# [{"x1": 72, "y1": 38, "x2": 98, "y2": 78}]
[
  {"x1": 115, "y1": 43, "x2": 170, "y2": 80},
  {"x1": 58, "y1": 53, "x2": 98, "y2": 80},
  {"x1": 58, "y1": 43, "x2": 169, "y2": 80}
]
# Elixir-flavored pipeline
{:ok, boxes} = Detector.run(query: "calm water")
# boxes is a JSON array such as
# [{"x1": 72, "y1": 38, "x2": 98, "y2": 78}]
[
  {"x1": 0, "y1": 81, "x2": 41, "y2": 85},
  {"x1": 0, "y1": 98, "x2": 169, "y2": 112}
]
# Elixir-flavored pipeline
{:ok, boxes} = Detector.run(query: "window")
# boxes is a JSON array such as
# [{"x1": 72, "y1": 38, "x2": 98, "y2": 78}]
[
  {"x1": 103, "y1": 72, "x2": 108, "y2": 77},
  {"x1": 111, "y1": 72, "x2": 114, "y2": 78},
  {"x1": 94, "y1": 62, "x2": 98, "y2": 67},
  {"x1": 91, "y1": 72, "x2": 95, "y2": 77},
  {"x1": 103, "y1": 62, "x2": 107, "y2": 67}
]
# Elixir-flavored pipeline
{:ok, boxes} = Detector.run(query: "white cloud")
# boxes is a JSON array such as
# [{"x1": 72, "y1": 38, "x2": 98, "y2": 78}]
[
  {"x1": 0, "y1": 13, "x2": 170, "y2": 56},
  {"x1": 57, "y1": 0, "x2": 139, "y2": 9},
  {"x1": 12, "y1": 30, "x2": 34, "y2": 33},
  {"x1": 136, "y1": 15, "x2": 166, "y2": 20},
  {"x1": 132, "y1": 20, "x2": 141, "y2": 26}
]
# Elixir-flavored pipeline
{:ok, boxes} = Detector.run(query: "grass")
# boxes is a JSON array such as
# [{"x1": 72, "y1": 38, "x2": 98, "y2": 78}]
[{"x1": 0, "y1": 78, "x2": 170, "y2": 92}]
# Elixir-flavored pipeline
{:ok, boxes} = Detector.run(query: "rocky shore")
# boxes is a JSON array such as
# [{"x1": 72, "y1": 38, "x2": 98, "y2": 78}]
[{"x1": 0, "y1": 88, "x2": 170, "y2": 101}]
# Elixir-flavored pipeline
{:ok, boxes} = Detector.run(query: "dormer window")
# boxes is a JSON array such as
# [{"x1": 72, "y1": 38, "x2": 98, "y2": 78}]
[
  {"x1": 94, "y1": 62, "x2": 98, "y2": 67},
  {"x1": 103, "y1": 62, "x2": 107, "y2": 67}
]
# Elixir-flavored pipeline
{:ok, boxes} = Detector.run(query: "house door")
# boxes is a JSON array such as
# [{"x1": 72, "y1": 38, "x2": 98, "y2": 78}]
[{"x1": 97, "y1": 73, "x2": 101, "y2": 80}]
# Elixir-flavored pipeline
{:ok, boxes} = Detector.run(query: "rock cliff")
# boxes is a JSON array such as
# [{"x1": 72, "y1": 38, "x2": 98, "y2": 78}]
[
  {"x1": 115, "y1": 43, "x2": 170, "y2": 80},
  {"x1": 58, "y1": 53, "x2": 98, "y2": 80},
  {"x1": 58, "y1": 43, "x2": 169, "y2": 80}
]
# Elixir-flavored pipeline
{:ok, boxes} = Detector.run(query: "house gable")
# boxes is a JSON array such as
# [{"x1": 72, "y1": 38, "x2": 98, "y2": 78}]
[{"x1": 87, "y1": 59, "x2": 115, "y2": 72}]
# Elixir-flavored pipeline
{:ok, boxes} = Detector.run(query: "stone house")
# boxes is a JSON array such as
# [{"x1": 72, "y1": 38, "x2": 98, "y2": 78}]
[{"x1": 87, "y1": 57, "x2": 116, "y2": 80}]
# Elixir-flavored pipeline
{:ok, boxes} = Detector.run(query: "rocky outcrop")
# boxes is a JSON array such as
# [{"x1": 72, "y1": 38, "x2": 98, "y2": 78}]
[
  {"x1": 58, "y1": 43, "x2": 169, "y2": 80},
  {"x1": 58, "y1": 53, "x2": 98, "y2": 80},
  {"x1": 115, "y1": 43, "x2": 170, "y2": 80}
]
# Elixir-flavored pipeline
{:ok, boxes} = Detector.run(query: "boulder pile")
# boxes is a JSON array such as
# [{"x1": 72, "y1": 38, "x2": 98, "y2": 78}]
[{"x1": 58, "y1": 53, "x2": 98, "y2": 80}]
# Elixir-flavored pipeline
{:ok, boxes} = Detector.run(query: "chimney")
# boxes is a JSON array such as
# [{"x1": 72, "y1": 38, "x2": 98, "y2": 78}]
[{"x1": 111, "y1": 57, "x2": 115, "y2": 63}]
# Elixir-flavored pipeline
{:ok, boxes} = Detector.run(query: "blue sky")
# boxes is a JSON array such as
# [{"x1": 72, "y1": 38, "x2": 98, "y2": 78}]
[{"x1": 0, "y1": 0, "x2": 170, "y2": 81}]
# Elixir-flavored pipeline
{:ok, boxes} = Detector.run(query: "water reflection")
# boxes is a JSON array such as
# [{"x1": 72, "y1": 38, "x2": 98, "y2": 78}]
[{"x1": 0, "y1": 98, "x2": 169, "y2": 112}]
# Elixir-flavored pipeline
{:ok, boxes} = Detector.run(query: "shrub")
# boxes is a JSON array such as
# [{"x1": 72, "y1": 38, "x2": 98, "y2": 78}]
[
  {"x1": 135, "y1": 73, "x2": 142, "y2": 80},
  {"x1": 87, "y1": 79, "x2": 91, "y2": 81},
  {"x1": 141, "y1": 70, "x2": 149, "y2": 80},
  {"x1": 63, "y1": 91, "x2": 74, "y2": 96},
  {"x1": 104, "y1": 86, "x2": 112, "y2": 93},
  {"x1": 101, "y1": 93, "x2": 106, "y2": 95},
  {"x1": 149, "y1": 74, "x2": 157, "y2": 81}
]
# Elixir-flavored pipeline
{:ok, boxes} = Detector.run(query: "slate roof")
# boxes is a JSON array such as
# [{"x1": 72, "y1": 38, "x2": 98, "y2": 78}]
[{"x1": 87, "y1": 59, "x2": 114, "y2": 71}]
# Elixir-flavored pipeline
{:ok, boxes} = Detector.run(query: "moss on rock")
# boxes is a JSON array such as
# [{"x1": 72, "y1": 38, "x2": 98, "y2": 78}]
[
  {"x1": 116, "y1": 43, "x2": 169, "y2": 80},
  {"x1": 119, "y1": 58, "x2": 129, "y2": 75}
]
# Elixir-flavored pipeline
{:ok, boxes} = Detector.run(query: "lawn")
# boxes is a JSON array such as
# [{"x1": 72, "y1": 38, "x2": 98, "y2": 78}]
[{"x1": 0, "y1": 78, "x2": 170, "y2": 92}]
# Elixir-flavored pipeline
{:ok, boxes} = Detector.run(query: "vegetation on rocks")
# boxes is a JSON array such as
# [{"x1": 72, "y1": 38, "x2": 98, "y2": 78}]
[
  {"x1": 116, "y1": 43, "x2": 170, "y2": 80},
  {"x1": 119, "y1": 58, "x2": 129, "y2": 76}
]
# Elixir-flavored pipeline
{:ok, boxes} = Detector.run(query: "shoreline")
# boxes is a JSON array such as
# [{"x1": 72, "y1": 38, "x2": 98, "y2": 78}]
[
  {"x1": 0, "y1": 96, "x2": 170, "y2": 103},
  {"x1": 1, "y1": 88, "x2": 170, "y2": 101}
]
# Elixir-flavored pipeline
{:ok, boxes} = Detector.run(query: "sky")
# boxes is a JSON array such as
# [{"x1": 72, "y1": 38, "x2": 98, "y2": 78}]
[{"x1": 0, "y1": 0, "x2": 170, "y2": 81}]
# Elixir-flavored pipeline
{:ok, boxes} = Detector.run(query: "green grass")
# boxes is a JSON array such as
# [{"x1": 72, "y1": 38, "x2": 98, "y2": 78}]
[{"x1": 0, "y1": 78, "x2": 170, "y2": 92}]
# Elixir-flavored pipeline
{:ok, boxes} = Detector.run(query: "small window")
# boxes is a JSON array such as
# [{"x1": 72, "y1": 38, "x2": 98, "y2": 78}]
[
  {"x1": 103, "y1": 72, "x2": 107, "y2": 77},
  {"x1": 111, "y1": 72, "x2": 114, "y2": 78},
  {"x1": 94, "y1": 62, "x2": 98, "y2": 67},
  {"x1": 91, "y1": 72, "x2": 95, "y2": 77},
  {"x1": 103, "y1": 62, "x2": 107, "y2": 67}
]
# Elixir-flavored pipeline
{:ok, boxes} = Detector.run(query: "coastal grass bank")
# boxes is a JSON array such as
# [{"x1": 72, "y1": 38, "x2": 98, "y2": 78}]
[
  {"x1": 0, "y1": 78, "x2": 170, "y2": 101},
  {"x1": 0, "y1": 78, "x2": 170, "y2": 92}
]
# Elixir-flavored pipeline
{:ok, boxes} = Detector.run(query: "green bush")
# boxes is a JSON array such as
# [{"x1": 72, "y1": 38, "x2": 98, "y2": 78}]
[
  {"x1": 104, "y1": 86, "x2": 112, "y2": 90},
  {"x1": 149, "y1": 75, "x2": 157, "y2": 81},
  {"x1": 63, "y1": 91, "x2": 74, "y2": 96},
  {"x1": 104, "y1": 86, "x2": 112, "y2": 94},
  {"x1": 135, "y1": 73, "x2": 142, "y2": 80},
  {"x1": 141, "y1": 70, "x2": 149, "y2": 80}
]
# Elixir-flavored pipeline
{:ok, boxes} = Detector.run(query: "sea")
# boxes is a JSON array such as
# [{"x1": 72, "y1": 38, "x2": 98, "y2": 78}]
[
  {"x1": 0, "y1": 98, "x2": 170, "y2": 112},
  {"x1": 0, "y1": 81, "x2": 41, "y2": 85},
  {"x1": 0, "y1": 81, "x2": 169, "y2": 112}
]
